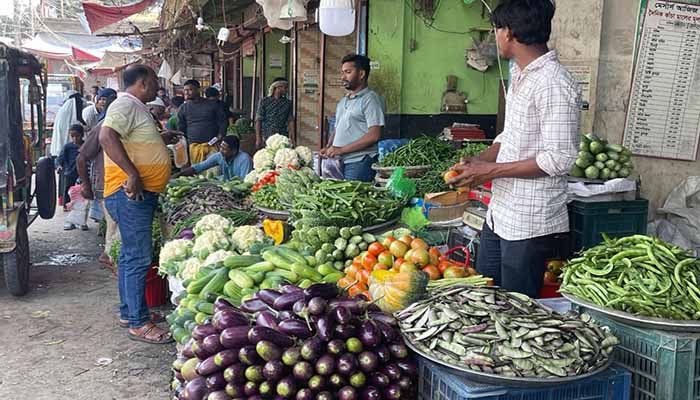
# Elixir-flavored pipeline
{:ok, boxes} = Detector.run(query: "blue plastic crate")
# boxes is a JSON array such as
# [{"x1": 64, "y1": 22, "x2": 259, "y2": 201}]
[{"x1": 418, "y1": 357, "x2": 631, "y2": 400}]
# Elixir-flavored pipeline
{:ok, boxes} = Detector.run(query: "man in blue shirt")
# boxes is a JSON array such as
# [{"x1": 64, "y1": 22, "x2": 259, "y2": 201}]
[{"x1": 174, "y1": 135, "x2": 252, "y2": 180}]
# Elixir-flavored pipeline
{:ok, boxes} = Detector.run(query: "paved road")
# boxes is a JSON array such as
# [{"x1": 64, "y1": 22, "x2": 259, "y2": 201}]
[{"x1": 0, "y1": 211, "x2": 174, "y2": 400}]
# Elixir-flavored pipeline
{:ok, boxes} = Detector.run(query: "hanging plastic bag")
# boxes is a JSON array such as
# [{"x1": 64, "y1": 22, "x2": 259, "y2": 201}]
[
  {"x1": 400, "y1": 205, "x2": 430, "y2": 232},
  {"x1": 66, "y1": 184, "x2": 90, "y2": 226},
  {"x1": 173, "y1": 136, "x2": 189, "y2": 168},
  {"x1": 386, "y1": 167, "x2": 416, "y2": 198}
]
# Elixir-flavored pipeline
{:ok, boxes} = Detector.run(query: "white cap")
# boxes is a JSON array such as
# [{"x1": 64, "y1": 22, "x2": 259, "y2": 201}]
[{"x1": 147, "y1": 97, "x2": 166, "y2": 107}]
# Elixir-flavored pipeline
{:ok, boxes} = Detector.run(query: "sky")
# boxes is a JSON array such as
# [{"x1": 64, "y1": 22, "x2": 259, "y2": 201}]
[{"x1": 0, "y1": 0, "x2": 14, "y2": 18}]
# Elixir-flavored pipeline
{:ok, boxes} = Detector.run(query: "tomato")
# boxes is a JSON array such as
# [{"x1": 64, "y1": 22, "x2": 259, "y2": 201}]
[
  {"x1": 382, "y1": 235, "x2": 397, "y2": 248},
  {"x1": 389, "y1": 240, "x2": 409, "y2": 258},
  {"x1": 422, "y1": 265, "x2": 441, "y2": 280},
  {"x1": 358, "y1": 269, "x2": 371, "y2": 284},
  {"x1": 443, "y1": 266, "x2": 465, "y2": 279},
  {"x1": 443, "y1": 170, "x2": 459, "y2": 183},
  {"x1": 428, "y1": 247, "x2": 441, "y2": 265},
  {"x1": 337, "y1": 276, "x2": 353, "y2": 288},
  {"x1": 373, "y1": 263, "x2": 388, "y2": 271},
  {"x1": 345, "y1": 264, "x2": 360, "y2": 279},
  {"x1": 368, "y1": 242, "x2": 385, "y2": 257},
  {"x1": 399, "y1": 261, "x2": 418, "y2": 273},
  {"x1": 465, "y1": 267, "x2": 478, "y2": 277},
  {"x1": 398, "y1": 235, "x2": 414, "y2": 245},
  {"x1": 353, "y1": 255, "x2": 363, "y2": 265},
  {"x1": 393, "y1": 257, "x2": 404, "y2": 270},
  {"x1": 410, "y1": 238, "x2": 428, "y2": 250},
  {"x1": 348, "y1": 283, "x2": 367, "y2": 298},
  {"x1": 437, "y1": 260, "x2": 454, "y2": 274},
  {"x1": 410, "y1": 249, "x2": 430, "y2": 266},
  {"x1": 377, "y1": 250, "x2": 393, "y2": 268},
  {"x1": 486, "y1": 278, "x2": 495, "y2": 286},
  {"x1": 362, "y1": 254, "x2": 378, "y2": 270}
]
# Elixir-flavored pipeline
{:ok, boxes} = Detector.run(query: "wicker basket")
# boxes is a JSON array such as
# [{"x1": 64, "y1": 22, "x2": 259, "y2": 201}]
[{"x1": 371, "y1": 163, "x2": 432, "y2": 178}]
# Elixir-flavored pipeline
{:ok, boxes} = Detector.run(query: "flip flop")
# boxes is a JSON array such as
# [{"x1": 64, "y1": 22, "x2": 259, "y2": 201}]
[
  {"x1": 127, "y1": 323, "x2": 173, "y2": 345},
  {"x1": 119, "y1": 312, "x2": 166, "y2": 328}
]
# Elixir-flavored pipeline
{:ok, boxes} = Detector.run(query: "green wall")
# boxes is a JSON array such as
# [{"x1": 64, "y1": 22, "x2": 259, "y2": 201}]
[
  {"x1": 264, "y1": 30, "x2": 290, "y2": 90},
  {"x1": 368, "y1": 0, "x2": 506, "y2": 115}
]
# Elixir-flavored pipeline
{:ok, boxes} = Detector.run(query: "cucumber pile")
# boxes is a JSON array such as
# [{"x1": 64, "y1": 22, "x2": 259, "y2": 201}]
[{"x1": 570, "y1": 134, "x2": 634, "y2": 181}]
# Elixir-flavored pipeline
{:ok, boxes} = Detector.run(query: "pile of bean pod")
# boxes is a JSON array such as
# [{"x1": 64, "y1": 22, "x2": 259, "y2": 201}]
[
  {"x1": 398, "y1": 285, "x2": 618, "y2": 379},
  {"x1": 561, "y1": 234, "x2": 700, "y2": 320}
]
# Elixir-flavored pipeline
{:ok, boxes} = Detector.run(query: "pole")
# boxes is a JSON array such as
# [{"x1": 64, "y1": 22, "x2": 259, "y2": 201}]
[{"x1": 316, "y1": 32, "x2": 326, "y2": 176}]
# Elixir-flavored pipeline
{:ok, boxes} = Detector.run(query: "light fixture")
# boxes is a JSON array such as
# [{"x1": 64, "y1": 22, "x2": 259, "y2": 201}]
[
  {"x1": 279, "y1": 35, "x2": 293, "y2": 44},
  {"x1": 196, "y1": 16, "x2": 206, "y2": 31},
  {"x1": 319, "y1": 0, "x2": 355, "y2": 37},
  {"x1": 279, "y1": 0, "x2": 307, "y2": 21},
  {"x1": 217, "y1": 27, "x2": 230, "y2": 45}
]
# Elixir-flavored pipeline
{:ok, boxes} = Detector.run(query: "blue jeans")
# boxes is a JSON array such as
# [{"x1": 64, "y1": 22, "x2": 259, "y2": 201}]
[
  {"x1": 476, "y1": 222, "x2": 557, "y2": 298},
  {"x1": 343, "y1": 155, "x2": 377, "y2": 182},
  {"x1": 105, "y1": 189, "x2": 157, "y2": 328}
]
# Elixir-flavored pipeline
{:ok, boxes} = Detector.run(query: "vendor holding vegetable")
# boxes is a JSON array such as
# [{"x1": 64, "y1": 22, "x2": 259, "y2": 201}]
[
  {"x1": 320, "y1": 54, "x2": 385, "y2": 182},
  {"x1": 447, "y1": 0, "x2": 581, "y2": 297},
  {"x1": 173, "y1": 135, "x2": 253, "y2": 181}
]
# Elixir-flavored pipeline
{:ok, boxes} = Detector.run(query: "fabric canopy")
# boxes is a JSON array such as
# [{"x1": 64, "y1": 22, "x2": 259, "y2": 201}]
[
  {"x1": 23, "y1": 32, "x2": 141, "y2": 61},
  {"x1": 71, "y1": 47, "x2": 101, "y2": 62},
  {"x1": 82, "y1": 0, "x2": 157, "y2": 33}
]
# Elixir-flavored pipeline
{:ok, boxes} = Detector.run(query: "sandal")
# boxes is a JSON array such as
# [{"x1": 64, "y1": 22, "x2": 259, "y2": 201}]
[
  {"x1": 119, "y1": 311, "x2": 166, "y2": 328},
  {"x1": 127, "y1": 322, "x2": 173, "y2": 344}
]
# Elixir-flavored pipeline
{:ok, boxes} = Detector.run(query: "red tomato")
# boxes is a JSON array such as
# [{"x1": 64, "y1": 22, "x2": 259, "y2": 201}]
[
  {"x1": 382, "y1": 235, "x2": 397, "y2": 248},
  {"x1": 337, "y1": 276, "x2": 353, "y2": 288},
  {"x1": 377, "y1": 250, "x2": 394, "y2": 268},
  {"x1": 345, "y1": 264, "x2": 360, "y2": 279},
  {"x1": 422, "y1": 265, "x2": 441, "y2": 280},
  {"x1": 373, "y1": 263, "x2": 388, "y2": 271},
  {"x1": 358, "y1": 269, "x2": 371, "y2": 284},
  {"x1": 348, "y1": 283, "x2": 367, "y2": 298},
  {"x1": 393, "y1": 257, "x2": 404, "y2": 270},
  {"x1": 443, "y1": 266, "x2": 465, "y2": 279},
  {"x1": 353, "y1": 255, "x2": 363, "y2": 265},
  {"x1": 437, "y1": 260, "x2": 454, "y2": 274},
  {"x1": 362, "y1": 254, "x2": 378, "y2": 270},
  {"x1": 368, "y1": 242, "x2": 386, "y2": 257}
]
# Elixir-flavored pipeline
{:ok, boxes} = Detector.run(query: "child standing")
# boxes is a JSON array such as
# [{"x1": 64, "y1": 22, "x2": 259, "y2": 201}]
[{"x1": 58, "y1": 124, "x2": 86, "y2": 230}]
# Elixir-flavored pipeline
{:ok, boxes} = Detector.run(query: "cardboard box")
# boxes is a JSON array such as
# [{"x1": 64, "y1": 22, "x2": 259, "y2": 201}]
[{"x1": 423, "y1": 191, "x2": 471, "y2": 222}]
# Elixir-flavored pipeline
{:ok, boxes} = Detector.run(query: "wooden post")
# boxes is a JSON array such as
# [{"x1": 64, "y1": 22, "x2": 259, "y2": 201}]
[{"x1": 316, "y1": 32, "x2": 327, "y2": 176}]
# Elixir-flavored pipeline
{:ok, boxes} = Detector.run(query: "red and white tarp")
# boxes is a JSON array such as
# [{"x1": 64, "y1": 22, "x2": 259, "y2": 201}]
[{"x1": 82, "y1": 0, "x2": 157, "y2": 33}]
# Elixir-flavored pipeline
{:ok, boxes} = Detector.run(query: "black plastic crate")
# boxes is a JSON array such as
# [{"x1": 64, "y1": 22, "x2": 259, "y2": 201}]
[{"x1": 568, "y1": 199, "x2": 648, "y2": 252}]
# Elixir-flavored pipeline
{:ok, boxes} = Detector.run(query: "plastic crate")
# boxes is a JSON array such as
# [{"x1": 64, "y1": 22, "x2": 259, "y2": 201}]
[
  {"x1": 568, "y1": 199, "x2": 648, "y2": 252},
  {"x1": 573, "y1": 305, "x2": 700, "y2": 400},
  {"x1": 146, "y1": 264, "x2": 168, "y2": 308},
  {"x1": 418, "y1": 357, "x2": 631, "y2": 400}
]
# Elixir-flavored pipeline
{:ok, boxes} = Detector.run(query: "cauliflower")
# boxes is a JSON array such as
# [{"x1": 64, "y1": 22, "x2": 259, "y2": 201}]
[
  {"x1": 274, "y1": 148, "x2": 300, "y2": 168},
  {"x1": 295, "y1": 146, "x2": 313, "y2": 167},
  {"x1": 253, "y1": 149, "x2": 275, "y2": 170},
  {"x1": 192, "y1": 230, "x2": 230, "y2": 259},
  {"x1": 159, "y1": 239, "x2": 193, "y2": 266},
  {"x1": 203, "y1": 249, "x2": 235, "y2": 267},
  {"x1": 194, "y1": 214, "x2": 231, "y2": 235},
  {"x1": 265, "y1": 134, "x2": 291, "y2": 152},
  {"x1": 231, "y1": 225, "x2": 264, "y2": 253},
  {"x1": 178, "y1": 257, "x2": 203, "y2": 280},
  {"x1": 244, "y1": 170, "x2": 259, "y2": 184}
]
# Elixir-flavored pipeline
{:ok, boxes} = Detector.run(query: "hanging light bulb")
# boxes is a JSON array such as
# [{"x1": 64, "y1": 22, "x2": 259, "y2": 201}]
[
  {"x1": 319, "y1": 0, "x2": 355, "y2": 36},
  {"x1": 196, "y1": 16, "x2": 206, "y2": 31},
  {"x1": 217, "y1": 27, "x2": 231, "y2": 45}
]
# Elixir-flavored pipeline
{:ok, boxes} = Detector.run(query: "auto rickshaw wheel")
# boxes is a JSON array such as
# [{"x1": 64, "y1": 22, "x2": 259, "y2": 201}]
[
  {"x1": 4, "y1": 208, "x2": 30, "y2": 296},
  {"x1": 35, "y1": 156, "x2": 56, "y2": 219}
]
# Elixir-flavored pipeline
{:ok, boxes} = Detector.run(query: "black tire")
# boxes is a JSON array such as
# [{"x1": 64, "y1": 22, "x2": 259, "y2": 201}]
[
  {"x1": 4, "y1": 209, "x2": 30, "y2": 296},
  {"x1": 35, "y1": 156, "x2": 56, "y2": 219}
]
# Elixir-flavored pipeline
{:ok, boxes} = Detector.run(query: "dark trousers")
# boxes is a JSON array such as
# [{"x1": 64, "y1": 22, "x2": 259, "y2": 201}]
[
  {"x1": 63, "y1": 173, "x2": 79, "y2": 204},
  {"x1": 476, "y1": 222, "x2": 558, "y2": 298}
]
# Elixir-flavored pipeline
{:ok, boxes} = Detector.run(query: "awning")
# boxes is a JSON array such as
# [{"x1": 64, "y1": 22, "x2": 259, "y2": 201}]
[
  {"x1": 71, "y1": 47, "x2": 101, "y2": 62},
  {"x1": 89, "y1": 51, "x2": 141, "y2": 75},
  {"x1": 22, "y1": 32, "x2": 141, "y2": 61},
  {"x1": 83, "y1": 0, "x2": 157, "y2": 34}
]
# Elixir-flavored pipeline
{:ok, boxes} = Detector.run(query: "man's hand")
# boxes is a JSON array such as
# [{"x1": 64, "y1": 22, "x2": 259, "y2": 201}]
[
  {"x1": 447, "y1": 160, "x2": 500, "y2": 189},
  {"x1": 80, "y1": 182, "x2": 95, "y2": 200},
  {"x1": 161, "y1": 130, "x2": 182, "y2": 145},
  {"x1": 323, "y1": 146, "x2": 344, "y2": 159},
  {"x1": 123, "y1": 174, "x2": 144, "y2": 200},
  {"x1": 255, "y1": 136, "x2": 264, "y2": 150}
]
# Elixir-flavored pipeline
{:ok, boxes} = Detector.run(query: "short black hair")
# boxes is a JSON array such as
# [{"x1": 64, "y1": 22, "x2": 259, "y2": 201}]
[
  {"x1": 222, "y1": 135, "x2": 240, "y2": 152},
  {"x1": 123, "y1": 64, "x2": 152, "y2": 88},
  {"x1": 272, "y1": 77, "x2": 288, "y2": 83},
  {"x1": 183, "y1": 79, "x2": 200, "y2": 88},
  {"x1": 341, "y1": 54, "x2": 371, "y2": 80},
  {"x1": 91, "y1": 85, "x2": 100, "y2": 90},
  {"x1": 69, "y1": 124, "x2": 84, "y2": 135},
  {"x1": 205, "y1": 87, "x2": 220, "y2": 98},
  {"x1": 158, "y1": 87, "x2": 166, "y2": 91},
  {"x1": 491, "y1": 0, "x2": 555, "y2": 45},
  {"x1": 171, "y1": 95, "x2": 185, "y2": 107}
]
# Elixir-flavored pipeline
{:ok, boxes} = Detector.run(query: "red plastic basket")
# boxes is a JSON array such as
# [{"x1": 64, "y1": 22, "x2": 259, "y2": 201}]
[
  {"x1": 538, "y1": 280, "x2": 562, "y2": 299},
  {"x1": 441, "y1": 246, "x2": 472, "y2": 268},
  {"x1": 145, "y1": 264, "x2": 168, "y2": 307}
]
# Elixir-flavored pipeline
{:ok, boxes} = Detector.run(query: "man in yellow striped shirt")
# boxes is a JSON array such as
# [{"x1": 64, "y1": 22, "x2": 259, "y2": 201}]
[{"x1": 100, "y1": 65, "x2": 178, "y2": 344}]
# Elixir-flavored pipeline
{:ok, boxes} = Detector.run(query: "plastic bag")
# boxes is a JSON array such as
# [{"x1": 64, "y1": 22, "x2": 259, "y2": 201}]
[
  {"x1": 173, "y1": 136, "x2": 189, "y2": 168},
  {"x1": 321, "y1": 158, "x2": 344, "y2": 180},
  {"x1": 378, "y1": 139, "x2": 409, "y2": 162},
  {"x1": 66, "y1": 185, "x2": 90, "y2": 226},
  {"x1": 400, "y1": 206, "x2": 430, "y2": 232},
  {"x1": 386, "y1": 167, "x2": 416, "y2": 198}
]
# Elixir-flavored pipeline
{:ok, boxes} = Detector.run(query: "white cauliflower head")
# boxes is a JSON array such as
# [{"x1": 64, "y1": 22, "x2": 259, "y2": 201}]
[
  {"x1": 192, "y1": 230, "x2": 231, "y2": 259},
  {"x1": 244, "y1": 170, "x2": 259, "y2": 184},
  {"x1": 178, "y1": 257, "x2": 203, "y2": 280},
  {"x1": 295, "y1": 146, "x2": 313, "y2": 167},
  {"x1": 194, "y1": 214, "x2": 231, "y2": 236},
  {"x1": 265, "y1": 134, "x2": 291, "y2": 152},
  {"x1": 203, "y1": 249, "x2": 235, "y2": 267},
  {"x1": 274, "y1": 148, "x2": 300, "y2": 168},
  {"x1": 159, "y1": 239, "x2": 193, "y2": 266},
  {"x1": 253, "y1": 149, "x2": 275, "y2": 170},
  {"x1": 231, "y1": 225, "x2": 264, "y2": 253}
]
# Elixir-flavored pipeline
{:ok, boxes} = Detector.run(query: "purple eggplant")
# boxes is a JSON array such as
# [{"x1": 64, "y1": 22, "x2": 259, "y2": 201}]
[
  {"x1": 332, "y1": 306, "x2": 353, "y2": 325},
  {"x1": 214, "y1": 297, "x2": 238, "y2": 313},
  {"x1": 213, "y1": 310, "x2": 249, "y2": 331},
  {"x1": 334, "y1": 324, "x2": 358, "y2": 340},
  {"x1": 276, "y1": 376, "x2": 297, "y2": 398},
  {"x1": 327, "y1": 339, "x2": 347, "y2": 355},
  {"x1": 207, "y1": 390, "x2": 232, "y2": 400},
  {"x1": 308, "y1": 375, "x2": 324, "y2": 391},
  {"x1": 367, "y1": 312, "x2": 397, "y2": 326},
  {"x1": 338, "y1": 386, "x2": 358, "y2": 400},
  {"x1": 220, "y1": 326, "x2": 251, "y2": 349},
  {"x1": 179, "y1": 228, "x2": 195, "y2": 240},
  {"x1": 307, "y1": 297, "x2": 327, "y2": 316},
  {"x1": 293, "y1": 299, "x2": 307, "y2": 316},
  {"x1": 315, "y1": 316, "x2": 334, "y2": 341},
  {"x1": 244, "y1": 381, "x2": 259, "y2": 396},
  {"x1": 248, "y1": 326, "x2": 294, "y2": 347},
  {"x1": 256, "y1": 340, "x2": 283, "y2": 362},
  {"x1": 193, "y1": 324, "x2": 219, "y2": 341},
  {"x1": 315, "y1": 354, "x2": 335, "y2": 376},
  {"x1": 214, "y1": 349, "x2": 239, "y2": 368},
  {"x1": 336, "y1": 353, "x2": 358, "y2": 376},
  {"x1": 278, "y1": 319, "x2": 314, "y2": 339},
  {"x1": 263, "y1": 360, "x2": 286, "y2": 381},
  {"x1": 369, "y1": 372, "x2": 389, "y2": 388},
  {"x1": 173, "y1": 357, "x2": 188, "y2": 372},
  {"x1": 245, "y1": 365, "x2": 265, "y2": 383},
  {"x1": 193, "y1": 340, "x2": 214, "y2": 360},
  {"x1": 240, "y1": 298, "x2": 270, "y2": 314},
  {"x1": 197, "y1": 355, "x2": 224, "y2": 376},
  {"x1": 182, "y1": 339, "x2": 196, "y2": 358},
  {"x1": 258, "y1": 289, "x2": 283, "y2": 306},
  {"x1": 374, "y1": 320, "x2": 398, "y2": 343},
  {"x1": 382, "y1": 364, "x2": 401, "y2": 382},
  {"x1": 259, "y1": 381, "x2": 274, "y2": 397},
  {"x1": 281, "y1": 347, "x2": 301, "y2": 366},
  {"x1": 184, "y1": 377, "x2": 209, "y2": 400},
  {"x1": 360, "y1": 386, "x2": 381, "y2": 400},
  {"x1": 358, "y1": 351, "x2": 379, "y2": 373},
  {"x1": 206, "y1": 371, "x2": 227, "y2": 390},
  {"x1": 359, "y1": 321, "x2": 382, "y2": 347},
  {"x1": 389, "y1": 343, "x2": 408, "y2": 359},
  {"x1": 375, "y1": 345, "x2": 391, "y2": 364},
  {"x1": 316, "y1": 391, "x2": 333, "y2": 400},
  {"x1": 273, "y1": 291, "x2": 306, "y2": 311},
  {"x1": 296, "y1": 388, "x2": 315, "y2": 400},
  {"x1": 280, "y1": 284, "x2": 302, "y2": 294},
  {"x1": 329, "y1": 373, "x2": 347, "y2": 389},
  {"x1": 303, "y1": 283, "x2": 337, "y2": 299},
  {"x1": 367, "y1": 303, "x2": 381, "y2": 312},
  {"x1": 383, "y1": 384, "x2": 402, "y2": 400},
  {"x1": 248, "y1": 396, "x2": 263, "y2": 400},
  {"x1": 223, "y1": 364, "x2": 246, "y2": 384},
  {"x1": 239, "y1": 345, "x2": 262, "y2": 365},
  {"x1": 174, "y1": 371, "x2": 184, "y2": 382},
  {"x1": 397, "y1": 376, "x2": 411, "y2": 390},
  {"x1": 300, "y1": 337, "x2": 323, "y2": 361},
  {"x1": 256, "y1": 311, "x2": 280, "y2": 330},
  {"x1": 292, "y1": 361, "x2": 314, "y2": 381},
  {"x1": 329, "y1": 298, "x2": 367, "y2": 314},
  {"x1": 396, "y1": 360, "x2": 417, "y2": 377},
  {"x1": 224, "y1": 382, "x2": 244, "y2": 397},
  {"x1": 203, "y1": 334, "x2": 224, "y2": 355},
  {"x1": 277, "y1": 311, "x2": 295, "y2": 321}
]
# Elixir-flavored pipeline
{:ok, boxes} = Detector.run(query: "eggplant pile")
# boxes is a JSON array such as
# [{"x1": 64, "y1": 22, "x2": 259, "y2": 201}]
[{"x1": 172, "y1": 283, "x2": 417, "y2": 400}]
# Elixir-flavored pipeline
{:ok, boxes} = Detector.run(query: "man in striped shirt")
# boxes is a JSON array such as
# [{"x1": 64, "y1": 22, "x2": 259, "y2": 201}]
[{"x1": 448, "y1": 0, "x2": 581, "y2": 297}]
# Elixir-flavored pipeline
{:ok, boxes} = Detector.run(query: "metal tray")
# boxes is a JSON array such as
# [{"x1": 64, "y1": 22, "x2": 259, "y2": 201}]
[
  {"x1": 402, "y1": 332, "x2": 612, "y2": 388},
  {"x1": 563, "y1": 293, "x2": 700, "y2": 332},
  {"x1": 254, "y1": 206, "x2": 290, "y2": 220},
  {"x1": 362, "y1": 217, "x2": 400, "y2": 234}
]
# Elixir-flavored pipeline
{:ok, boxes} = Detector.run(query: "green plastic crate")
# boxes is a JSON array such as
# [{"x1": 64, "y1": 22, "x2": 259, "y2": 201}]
[
  {"x1": 574, "y1": 305, "x2": 700, "y2": 400},
  {"x1": 568, "y1": 199, "x2": 648, "y2": 252}
]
